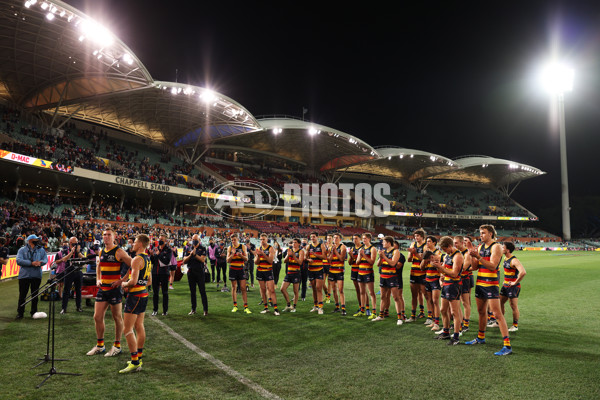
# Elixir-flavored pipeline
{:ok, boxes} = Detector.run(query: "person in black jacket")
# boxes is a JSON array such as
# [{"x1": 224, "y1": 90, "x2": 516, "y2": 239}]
[
  {"x1": 150, "y1": 234, "x2": 172, "y2": 316},
  {"x1": 183, "y1": 234, "x2": 208, "y2": 316}
]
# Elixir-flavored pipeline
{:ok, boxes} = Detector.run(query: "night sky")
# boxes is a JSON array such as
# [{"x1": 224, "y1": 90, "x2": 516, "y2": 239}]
[{"x1": 64, "y1": 0, "x2": 600, "y2": 231}]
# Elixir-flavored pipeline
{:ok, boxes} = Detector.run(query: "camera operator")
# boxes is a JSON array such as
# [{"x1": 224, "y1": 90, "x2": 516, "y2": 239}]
[
  {"x1": 59, "y1": 237, "x2": 85, "y2": 314},
  {"x1": 150, "y1": 234, "x2": 172, "y2": 316},
  {"x1": 16, "y1": 234, "x2": 48, "y2": 319}
]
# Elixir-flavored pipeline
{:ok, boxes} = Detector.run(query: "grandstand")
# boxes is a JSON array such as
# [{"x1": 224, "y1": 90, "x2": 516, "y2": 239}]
[{"x1": 0, "y1": 0, "x2": 562, "y2": 248}]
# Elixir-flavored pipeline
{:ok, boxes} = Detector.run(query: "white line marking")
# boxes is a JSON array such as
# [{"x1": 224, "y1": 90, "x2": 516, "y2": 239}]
[{"x1": 151, "y1": 316, "x2": 282, "y2": 400}]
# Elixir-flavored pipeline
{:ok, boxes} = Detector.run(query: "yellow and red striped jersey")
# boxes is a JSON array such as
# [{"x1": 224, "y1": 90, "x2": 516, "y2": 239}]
[
  {"x1": 286, "y1": 249, "x2": 302, "y2": 274},
  {"x1": 307, "y1": 243, "x2": 324, "y2": 272},
  {"x1": 476, "y1": 242, "x2": 501, "y2": 287},
  {"x1": 425, "y1": 248, "x2": 443, "y2": 282},
  {"x1": 256, "y1": 244, "x2": 273, "y2": 272},
  {"x1": 379, "y1": 248, "x2": 399, "y2": 279},
  {"x1": 442, "y1": 250, "x2": 462, "y2": 284},
  {"x1": 410, "y1": 242, "x2": 426, "y2": 277},
  {"x1": 358, "y1": 245, "x2": 375, "y2": 275},
  {"x1": 228, "y1": 244, "x2": 245, "y2": 270},
  {"x1": 329, "y1": 244, "x2": 345, "y2": 274},
  {"x1": 99, "y1": 245, "x2": 123, "y2": 291},
  {"x1": 503, "y1": 256, "x2": 519, "y2": 285},
  {"x1": 128, "y1": 253, "x2": 151, "y2": 298},
  {"x1": 349, "y1": 244, "x2": 363, "y2": 273}
]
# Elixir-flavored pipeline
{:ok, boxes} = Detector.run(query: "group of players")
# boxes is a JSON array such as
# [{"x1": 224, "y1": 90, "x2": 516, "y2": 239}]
[
  {"x1": 222, "y1": 224, "x2": 526, "y2": 356},
  {"x1": 85, "y1": 223, "x2": 526, "y2": 374}
]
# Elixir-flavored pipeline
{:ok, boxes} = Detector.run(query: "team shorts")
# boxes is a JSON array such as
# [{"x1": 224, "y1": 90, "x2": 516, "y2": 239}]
[
  {"x1": 328, "y1": 272, "x2": 344, "y2": 282},
  {"x1": 461, "y1": 276, "x2": 472, "y2": 293},
  {"x1": 410, "y1": 274, "x2": 425, "y2": 285},
  {"x1": 124, "y1": 295, "x2": 148, "y2": 314},
  {"x1": 308, "y1": 270, "x2": 324, "y2": 281},
  {"x1": 350, "y1": 269, "x2": 359, "y2": 281},
  {"x1": 357, "y1": 273, "x2": 374, "y2": 283},
  {"x1": 500, "y1": 284, "x2": 521, "y2": 298},
  {"x1": 441, "y1": 282, "x2": 462, "y2": 301},
  {"x1": 95, "y1": 287, "x2": 123, "y2": 305},
  {"x1": 229, "y1": 268, "x2": 246, "y2": 281},
  {"x1": 475, "y1": 284, "x2": 500, "y2": 300},
  {"x1": 379, "y1": 276, "x2": 399, "y2": 288},
  {"x1": 425, "y1": 279, "x2": 441, "y2": 292},
  {"x1": 396, "y1": 273, "x2": 404, "y2": 289},
  {"x1": 322, "y1": 265, "x2": 330, "y2": 274},
  {"x1": 256, "y1": 270, "x2": 274, "y2": 281},
  {"x1": 284, "y1": 273, "x2": 301, "y2": 284}
]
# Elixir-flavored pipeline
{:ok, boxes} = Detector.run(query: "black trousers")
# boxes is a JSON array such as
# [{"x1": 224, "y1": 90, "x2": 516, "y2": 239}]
[
  {"x1": 152, "y1": 273, "x2": 170, "y2": 313},
  {"x1": 300, "y1": 264, "x2": 308, "y2": 298},
  {"x1": 188, "y1": 267, "x2": 208, "y2": 312},
  {"x1": 216, "y1": 262, "x2": 227, "y2": 283},
  {"x1": 273, "y1": 263, "x2": 281, "y2": 285},
  {"x1": 18, "y1": 277, "x2": 41, "y2": 316},
  {"x1": 247, "y1": 262, "x2": 255, "y2": 285},
  {"x1": 209, "y1": 259, "x2": 217, "y2": 281},
  {"x1": 62, "y1": 269, "x2": 82, "y2": 311}
]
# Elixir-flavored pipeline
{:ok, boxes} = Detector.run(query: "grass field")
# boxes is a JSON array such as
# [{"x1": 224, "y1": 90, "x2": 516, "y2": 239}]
[{"x1": 1, "y1": 251, "x2": 599, "y2": 400}]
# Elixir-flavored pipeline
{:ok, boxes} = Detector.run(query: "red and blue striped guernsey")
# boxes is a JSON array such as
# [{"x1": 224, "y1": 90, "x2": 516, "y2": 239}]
[
  {"x1": 128, "y1": 253, "x2": 151, "y2": 298},
  {"x1": 229, "y1": 244, "x2": 245, "y2": 270},
  {"x1": 256, "y1": 244, "x2": 273, "y2": 272},
  {"x1": 99, "y1": 245, "x2": 123, "y2": 291},
  {"x1": 358, "y1": 245, "x2": 375, "y2": 276},
  {"x1": 503, "y1": 256, "x2": 519, "y2": 285},
  {"x1": 329, "y1": 244, "x2": 345, "y2": 274},
  {"x1": 425, "y1": 249, "x2": 443, "y2": 282},
  {"x1": 379, "y1": 248, "x2": 398, "y2": 279},
  {"x1": 410, "y1": 242, "x2": 426, "y2": 278},
  {"x1": 442, "y1": 250, "x2": 462, "y2": 285},
  {"x1": 287, "y1": 249, "x2": 302, "y2": 274},
  {"x1": 307, "y1": 243, "x2": 324, "y2": 272},
  {"x1": 476, "y1": 242, "x2": 500, "y2": 287}
]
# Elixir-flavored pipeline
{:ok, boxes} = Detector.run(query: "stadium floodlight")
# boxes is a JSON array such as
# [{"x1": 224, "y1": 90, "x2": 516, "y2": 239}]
[
  {"x1": 200, "y1": 90, "x2": 216, "y2": 103},
  {"x1": 272, "y1": 128, "x2": 282, "y2": 134},
  {"x1": 540, "y1": 59, "x2": 573, "y2": 241},
  {"x1": 79, "y1": 19, "x2": 114, "y2": 47},
  {"x1": 46, "y1": 12, "x2": 54, "y2": 20}
]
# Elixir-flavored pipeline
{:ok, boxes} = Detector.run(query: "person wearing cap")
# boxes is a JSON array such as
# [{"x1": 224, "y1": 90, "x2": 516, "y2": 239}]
[{"x1": 16, "y1": 234, "x2": 48, "y2": 319}]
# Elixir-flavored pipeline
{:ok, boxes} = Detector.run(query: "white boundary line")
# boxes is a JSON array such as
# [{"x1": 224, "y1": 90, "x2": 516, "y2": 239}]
[{"x1": 151, "y1": 316, "x2": 282, "y2": 400}]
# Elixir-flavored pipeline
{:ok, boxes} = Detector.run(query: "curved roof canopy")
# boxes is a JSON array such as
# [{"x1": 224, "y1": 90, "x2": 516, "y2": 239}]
[
  {"x1": 430, "y1": 155, "x2": 545, "y2": 186},
  {"x1": 0, "y1": 0, "x2": 260, "y2": 144},
  {"x1": 211, "y1": 117, "x2": 379, "y2": 170}
]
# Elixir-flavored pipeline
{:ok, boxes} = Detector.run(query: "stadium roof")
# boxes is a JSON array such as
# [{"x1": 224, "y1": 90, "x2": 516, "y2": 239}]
[
  {"x1": 210, "y1": 117, "x2": 379, "y2": 170},
  {"x1": 0, "y1": 0, "x2": 260, "y2": 143},
  {"x1": 0, "y1": 0, "x2": 546, "y2": 189}
]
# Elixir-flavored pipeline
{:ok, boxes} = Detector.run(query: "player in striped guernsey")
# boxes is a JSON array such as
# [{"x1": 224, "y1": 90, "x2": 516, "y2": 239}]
[
  {"x1": 87, "y1": 228, "x2": 132, "y2": 357},
  {"x1": 306, "y1": 232, "x2": 327, "y2": 314},
  {"x1": 372, "y1": 236, "x2": 404, "y2": 325},
  {"x1": 500, "y1": 241, "x2": 526, "y2": 332},
  {"x1": 327, "y1": 233, "x2": 347, "y2": 315},
  {"x1": 281, "y1": 239, "x2": 305, "y2": 312},
  {"x1": 323, "y1": 234, "x2": 333, "y2": 304},
  {"x1": 227, "y1": 234, "x2": 251, "y2": 314},
  {"x1": 432, "y1": 236, "x2": 464, "y2": 345},
  {"x1": 356, "y1": 233, "x2": 377, "y2": 319},
  {"x1": 421, "y1": 236, "x2": 442, "y2": 331},
  {"x1": 454, "y1": 235, "x2": 473, "y2": 333},
  {"x1": 349, "y1": 234, "x2": 369, "y2": 316},
  {"x1": 255, "y1": 233, "x2": 280, "y2": 316},
  {"x1": 406, "y1": 229, "x2": 427, "y2": 322},
  {"x1": 465, "y1": 225, "x2": 512, "y2": 356},
  {"x1": 119, "y1": 234, "x2": 151, "y2": 373}
]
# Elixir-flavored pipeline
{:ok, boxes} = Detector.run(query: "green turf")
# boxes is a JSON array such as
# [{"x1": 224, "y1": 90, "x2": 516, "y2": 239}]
[{"x1": 0, "y1": 251, "x2": 599, "y2": 399}]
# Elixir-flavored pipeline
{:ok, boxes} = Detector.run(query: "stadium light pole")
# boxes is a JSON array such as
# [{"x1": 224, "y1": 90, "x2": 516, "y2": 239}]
[{"x1": 541, "y1": 62, "x2": 573, "y2": 242}]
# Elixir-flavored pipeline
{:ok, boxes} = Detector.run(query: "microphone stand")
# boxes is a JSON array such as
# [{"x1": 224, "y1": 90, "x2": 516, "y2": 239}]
[{"x1": 21, "y1": 261, "x2": 84, "y2": 388}]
